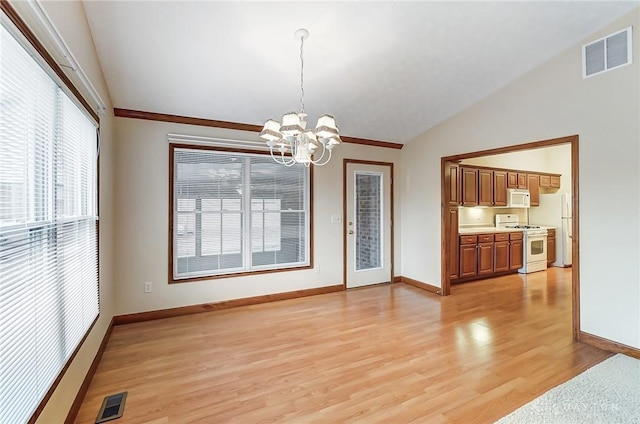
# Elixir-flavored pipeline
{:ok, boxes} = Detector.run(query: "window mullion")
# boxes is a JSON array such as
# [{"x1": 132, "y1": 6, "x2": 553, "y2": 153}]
[
  {"x1": 195, "y1": 198, "x2": 202, "y2": 258},
  {"x1": 244, "y1": 157, "x2": 252, "y2": 271}
]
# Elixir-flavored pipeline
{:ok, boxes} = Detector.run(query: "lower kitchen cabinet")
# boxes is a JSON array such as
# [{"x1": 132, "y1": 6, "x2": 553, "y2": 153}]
[
  {"x1": 455, "y1": 231, "x2": 524, "y2": 283},
  {"x1": 509, "y1": 233, "x2": 524, "y2": 270},
  {"x1": 477, "y1": 234, "x2": 494, "y2": 275},
  {"x1": 494, "y1": 234, "x2": 510, "y2": 272},
  {"x1": 459, "y1": 235, "x2": 478, "y2": 278},
  {"x1": 547, "y1": 228, "x2": 556, "y2": 265}
]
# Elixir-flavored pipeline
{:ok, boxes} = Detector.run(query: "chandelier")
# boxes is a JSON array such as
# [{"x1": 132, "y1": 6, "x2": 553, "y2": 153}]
[{"x1": 260, "y1": 28, "x2": 340, "y2": 167}]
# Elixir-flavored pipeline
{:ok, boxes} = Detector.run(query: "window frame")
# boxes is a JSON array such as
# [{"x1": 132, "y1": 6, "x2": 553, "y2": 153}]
[
  {"x1": 168, "y1": 143, "x2": 314, "y2": 283},
  {"x1": 0, "y1": 3, "x2": 101, "y2": 423}
]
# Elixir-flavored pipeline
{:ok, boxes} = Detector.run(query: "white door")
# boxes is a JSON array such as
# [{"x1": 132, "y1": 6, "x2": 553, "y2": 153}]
[{"x1": 345, "y1": 163, "x2": 392, "y2": 288}]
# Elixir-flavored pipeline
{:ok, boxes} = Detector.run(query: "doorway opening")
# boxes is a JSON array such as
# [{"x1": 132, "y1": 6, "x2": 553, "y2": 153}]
[{"x1": 440, "y1": 135, "x2": 580, "y2": 339}]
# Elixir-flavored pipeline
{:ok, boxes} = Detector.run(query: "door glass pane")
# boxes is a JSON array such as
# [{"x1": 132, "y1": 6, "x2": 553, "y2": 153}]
[{"x1": 355, "y1": 172, "x2": 382, "y2": 271}]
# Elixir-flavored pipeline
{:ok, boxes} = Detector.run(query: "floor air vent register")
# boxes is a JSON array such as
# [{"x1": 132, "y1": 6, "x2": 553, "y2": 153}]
[{"x1": 95, "y1": 391, "x2": 127, "y2": 423}]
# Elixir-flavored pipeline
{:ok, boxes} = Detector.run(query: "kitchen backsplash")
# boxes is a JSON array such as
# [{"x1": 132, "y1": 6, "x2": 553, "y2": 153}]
[{"x1": 458, "y1": 207, "x2": 528, "y2": 227}]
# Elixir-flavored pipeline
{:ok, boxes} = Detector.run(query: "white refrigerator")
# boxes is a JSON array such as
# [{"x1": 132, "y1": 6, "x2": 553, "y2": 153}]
[{"x1": 529, "y1": 193, "x2": 572, "y2": 267}]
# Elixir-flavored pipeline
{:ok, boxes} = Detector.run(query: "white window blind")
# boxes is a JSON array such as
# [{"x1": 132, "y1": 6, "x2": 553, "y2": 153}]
[
  {"x1": 0, "y1": 23, "x2": 99, "y2": 423},
  {"x1": 172, "y1": 146, "x2": 309, "y2": 280}
]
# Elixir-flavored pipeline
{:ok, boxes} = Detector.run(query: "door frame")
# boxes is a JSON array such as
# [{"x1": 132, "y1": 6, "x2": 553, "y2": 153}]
[
  {"x1": 440, "y1": 134, "x2": 580, "y2": 339},
  {"x1": 343, "y1": 159, "x2": 395, "y2": 289}
]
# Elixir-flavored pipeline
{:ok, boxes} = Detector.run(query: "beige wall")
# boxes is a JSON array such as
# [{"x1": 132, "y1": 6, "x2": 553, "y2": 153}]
[
  {"x1": 401, "y1": 8, "x2": 640, "y2": 348},
  {"x1": 458, "y1": 207, "x2": 527, "y2": 227},
  {"x1": 113, "y1": 117, "x2": 401, "y2": 315},
  {"x1": 8, "y1": 1, "x2": 116, "y2": 423},
  {"x1": 461, "y1": 143, "x2": 572, "y2": 193}
]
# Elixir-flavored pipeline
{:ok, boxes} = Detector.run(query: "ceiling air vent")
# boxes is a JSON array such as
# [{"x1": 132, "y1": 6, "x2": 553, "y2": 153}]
[{"x1": 583, "y1": 26, "x2": 633, "y2": 78}]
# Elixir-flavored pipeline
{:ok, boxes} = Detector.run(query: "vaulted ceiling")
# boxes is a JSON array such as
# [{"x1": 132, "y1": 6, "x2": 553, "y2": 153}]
[{"x1": 82, "y1": 1, "x2": 638, "y2": 144}]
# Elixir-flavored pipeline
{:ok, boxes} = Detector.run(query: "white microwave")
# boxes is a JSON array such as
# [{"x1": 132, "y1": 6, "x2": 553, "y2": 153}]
[{"x1": 507, "y1": 189, "x2": 531, "y2": 208}]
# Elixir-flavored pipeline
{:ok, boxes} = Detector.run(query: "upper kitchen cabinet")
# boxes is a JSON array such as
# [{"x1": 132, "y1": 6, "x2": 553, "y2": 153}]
[
  {"x1": 478, "y1": 169, "x2": 494, "y2": 206},
  {"x1": 508, "y1": 172, "x2": 528, "y2": 188},
  {"x1": 527, "y1": 174, "x2": 540, "y2": 206},
  {"x1": 446, "y1": 162, "x2": 460, "y2": 206},
  {"x1": 517, "y1": 173, "x2": 528, "y2": 188},
  {"x1": 461, "y1": 167, "x2": 479, "y2": 206},
  {"x1": 493, "y1": 170, "x2": 508, "y2": 206},
  {"x1": 455, "y1": 164, "x2": 560, "y2": 208},
  {"x1": 539, "y1": 174, "x2": 551, "y2": 187}
]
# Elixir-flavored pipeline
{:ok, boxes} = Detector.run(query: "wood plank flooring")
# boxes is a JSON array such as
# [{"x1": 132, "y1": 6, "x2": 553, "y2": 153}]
[{"x1": 75, "y1": 268, "x2": 611, "y2": 423}]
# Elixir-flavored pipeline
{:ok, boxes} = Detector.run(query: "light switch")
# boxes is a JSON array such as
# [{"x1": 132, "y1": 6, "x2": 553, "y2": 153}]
[{"x1": 330, "y1": 214, "x2": 342, "y2": 224}]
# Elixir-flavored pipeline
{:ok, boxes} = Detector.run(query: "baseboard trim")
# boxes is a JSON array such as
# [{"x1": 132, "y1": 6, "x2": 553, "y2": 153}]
[
  {"x1": 393, "y1": 276, "x2": 402, "y2": 283},
  {"x1": 64, "y1": 318, "x2": 114, "y2": 424},
  {"x1": 579, "y1": 331, "x2": 640, "y2": 359},
  {"x1": 398, "y1": 276, "x2": 443, "y2": 295},
  {"x1": 113, "y1": 285, "x2": 344, "y2": 325}
]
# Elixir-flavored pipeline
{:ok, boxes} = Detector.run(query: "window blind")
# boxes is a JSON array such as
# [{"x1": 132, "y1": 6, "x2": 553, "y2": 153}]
[
  {"x1": 0, "y1": 24, "x2": 99, "y2": 423},
  {"x1": 172, "y1": 147, "x2": 309, "y2": 280}
]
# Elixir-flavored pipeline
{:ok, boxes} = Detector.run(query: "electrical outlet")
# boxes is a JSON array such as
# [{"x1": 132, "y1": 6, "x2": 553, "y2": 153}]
[
  {"x1": 144, "y1": 281, "x2": 152, "y2": 293},
  {"x1": 314, "y1": 265, "x2": 320, "y2": 273}
]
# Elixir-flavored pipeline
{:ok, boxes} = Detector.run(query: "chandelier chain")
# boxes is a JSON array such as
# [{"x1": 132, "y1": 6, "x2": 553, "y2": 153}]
[{"x1": 299, "y1": 33, "x2": 305, "y2": 115}]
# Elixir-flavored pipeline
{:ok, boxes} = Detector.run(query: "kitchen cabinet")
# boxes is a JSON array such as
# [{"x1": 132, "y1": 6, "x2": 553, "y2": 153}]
[
  {"x1": 509, "y1": 232, "x2": 524, "y2": 270},
  {"x1": 456, "y1": 232, "x2": 524, "y2": 281},
  {"x1": 539, "y1": 174, "x2": 551, "y2": 188},
  {"x1": 507, "y1": 172, "x2": 517, "y2": 188},
  {"x1": 507, "y1": 172, "x2": 529, "y2": 189},
  {"x1": 527, "y1": 174, "x2": 540, "y2": 206},
  {"x1": 457, "y1": 166, "x2": 559, "y2": 208},
  {"x1": 493, "y1": 170, "x2": 507, "y2": 206},
  {"x1": 448, "y1": 208, "x2": 459, "y2": 279},
  {"x1": 461, "y1": 167, "x2": 478, "y2": 206},
  {"x1": 493, "y1": 233, "x2": 510, "y2": 272},
  {"x1": 446, "y1": 162, "x2": 460, "y2": 206},
  {"x1": 477, "y1": 234, "x2": 494, "y2": 275},
  {"x1": 478, "y1": 169, "x2": 494, "y2": 206},
  {"x1": 459, "y1": 235, "x2": 478, "y2": 278},
  {"x1": 546, "y1": 228, "x2": 556, "y2": 265},
  {"x1": 517, "y1": 173, "x2": 528, "y2": 188}
]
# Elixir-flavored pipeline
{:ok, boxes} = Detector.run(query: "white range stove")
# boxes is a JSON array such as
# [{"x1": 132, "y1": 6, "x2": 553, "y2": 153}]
[{"x1": 495, "y1": 214, "x2": 548, "y2": 274}]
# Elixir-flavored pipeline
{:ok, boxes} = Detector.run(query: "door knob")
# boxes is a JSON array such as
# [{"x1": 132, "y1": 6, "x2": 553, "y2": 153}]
[{"x1": 348, "y1": 230, "x2": 354, "y2": 235}]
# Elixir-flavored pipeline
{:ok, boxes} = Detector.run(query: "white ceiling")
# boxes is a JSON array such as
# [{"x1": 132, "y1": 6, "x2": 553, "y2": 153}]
[{"x1": 82, "y1": 1, "x2": 638, "y2": 144}]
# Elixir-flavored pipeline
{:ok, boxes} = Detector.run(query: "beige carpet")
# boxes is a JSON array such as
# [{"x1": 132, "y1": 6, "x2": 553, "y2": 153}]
[{"x1": 496, "y1": 354, "x2": 640, "y2": 424}]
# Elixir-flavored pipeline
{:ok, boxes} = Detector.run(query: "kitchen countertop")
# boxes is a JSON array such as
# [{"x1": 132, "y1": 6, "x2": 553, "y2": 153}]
[{"x1": 458, "y1": 226, "x2": 524, "y2": 235}]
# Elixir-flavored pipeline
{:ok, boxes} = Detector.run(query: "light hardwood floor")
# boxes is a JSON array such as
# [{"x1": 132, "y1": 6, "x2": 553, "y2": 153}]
[{"x1": 75, "y1": 268, "x2": 611, "y2": 423}]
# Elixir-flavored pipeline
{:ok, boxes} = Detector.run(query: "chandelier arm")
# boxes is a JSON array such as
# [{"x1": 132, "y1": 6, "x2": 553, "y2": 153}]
[
  {"x1": 310, "y1": 148, "x2": 332, "y2": 166},
  {"x1": 310, "y1": 143, "x2": 328, "y2": 163},
  {"x1": 269, "y1": 148, "x2": 295, "y2": 166}
]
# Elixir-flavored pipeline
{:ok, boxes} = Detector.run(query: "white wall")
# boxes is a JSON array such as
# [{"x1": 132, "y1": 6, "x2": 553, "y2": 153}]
[
  {"x1": 113, "y1": 117, "x2": 401, "y2": 315},
  {"x1": 400, "y1": 8, "x2": 640, "y2": 348},
  {"x1": 8, "y1": 1, "x2": 116, "y2": 423}
]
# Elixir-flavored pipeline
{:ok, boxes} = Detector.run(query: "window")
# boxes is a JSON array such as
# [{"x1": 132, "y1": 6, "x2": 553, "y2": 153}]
[
  {"x1": 0, "y1": 23, "x2": 99, "y2": 423},
  {"x1": 170, "y1": 145, "x2": 311, "y2": 281}
]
